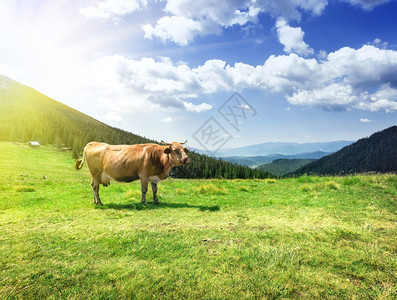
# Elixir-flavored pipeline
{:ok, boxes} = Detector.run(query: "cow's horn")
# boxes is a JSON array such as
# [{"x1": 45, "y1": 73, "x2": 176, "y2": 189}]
[
  {"x1": 180, "y1": 140, "x2": 188, "y2": 145},
  {"x1": 161, "y1": 140, "x2": 171, "y2": 145}
]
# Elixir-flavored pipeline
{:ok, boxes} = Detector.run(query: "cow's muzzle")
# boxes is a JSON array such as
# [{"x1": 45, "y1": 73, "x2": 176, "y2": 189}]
[{"x1": 182, "y1": 157, "x2": 190, "y2": 164}]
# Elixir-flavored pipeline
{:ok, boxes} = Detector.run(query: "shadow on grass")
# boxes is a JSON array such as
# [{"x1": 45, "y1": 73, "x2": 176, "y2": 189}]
[{"x1": 96, "y1": 202, "x2": 220, "y2": 212}]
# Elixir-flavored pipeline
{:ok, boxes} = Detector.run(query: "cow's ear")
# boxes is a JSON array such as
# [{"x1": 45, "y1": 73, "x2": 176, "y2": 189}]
[
  {"x1": 164, "y1": 147, "x2": 172, "y2": 154},
  {"x1": 184, "y1": 147, "x2": 189, "y2": 153}
]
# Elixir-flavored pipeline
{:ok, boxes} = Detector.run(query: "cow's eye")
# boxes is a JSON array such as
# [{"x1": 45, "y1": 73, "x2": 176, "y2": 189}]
[{"x1": 175, "y1": 150, "x2": 180, "y2": 154}]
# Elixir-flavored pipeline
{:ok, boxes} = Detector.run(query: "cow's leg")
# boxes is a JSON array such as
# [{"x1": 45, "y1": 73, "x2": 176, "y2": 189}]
[
  {"x1": 91, "y1": 178, "x2": 103, "y2": 206},
  {"x1": 91, "y1": 180, "x2": 98, "y2": 204},
  {"x1": 151, "y1": 182, "x2": 159, "y2": 204},
  {"x1": 140, "y1": 178, "x2": 148, "y2": 205}
]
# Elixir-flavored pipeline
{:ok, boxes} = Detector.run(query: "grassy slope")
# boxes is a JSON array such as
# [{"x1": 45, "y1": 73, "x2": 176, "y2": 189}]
[{"x1": 0, "y1": 142, "x2": 396, "y2": 299}]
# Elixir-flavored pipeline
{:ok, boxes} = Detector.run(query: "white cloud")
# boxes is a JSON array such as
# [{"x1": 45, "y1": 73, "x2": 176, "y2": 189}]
[
  {"x1": 259, "y1": 45, "x2": 397, "y2": 112},
  {"x1": 161, "y1": 117, "x2": 173, "y2": 123},
  {"x1": 354, "y1": 84, "x2": 397, "y2": 113},
  {"x1": 88, "y1": 44, "x2": 397, "y2": 114},
  {"x1": 275, "y1": 17, "x2": 313, "y2": 56},
  {"x1": 82, "y1": 0, "x2": 331, "y2": 24},
  {"x1": 194, "y1": 59, "x2": 234, "y2": 93},
  {"x1": 370, "y1": 83, "x2": 397, "y2": 101},
  {"x1": 356, "y1": 99, "x2": 397, "y2": 112},
  {"x1": 287, "y1": 83, "x2": 357, "y2": 111},
  {"x1": 142, "y1": 0, "x2": 329, "y2": 46},
  {"x1": 142, "y1": 0, "x2": 390, "y2": 46},
  {"x1": 142, "y1": 16, "x2": 218, "y2": 47},
  {"x1": 282, "y1": 45, "x2": 397, "y2": 112},
  {"x1": 360, "y1": 118, "x2": 373, "y2": 123},
  {"x1": 253, "y1": 53, "x2": 319, "y2": 93},
  {"x1": 89, "y1": 55, "x2": 214, "y2": 113},
  {"x1": 80, "y1": 0, "x2": 392, "y2": 48},
  {"x1": 80, "y1": 0, "x2": 148, "y2": 19},
  {"x1": 183, "y1": 101, "x2": 213, "y2": 113},
  {"x1": 142, "y1": 0, "x2": 255, "y2": 46}
]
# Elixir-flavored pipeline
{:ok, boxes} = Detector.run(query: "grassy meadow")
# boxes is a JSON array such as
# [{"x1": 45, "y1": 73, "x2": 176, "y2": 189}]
[{"x1": 0, "y1": 142, "x2": 396, "y2": 299}]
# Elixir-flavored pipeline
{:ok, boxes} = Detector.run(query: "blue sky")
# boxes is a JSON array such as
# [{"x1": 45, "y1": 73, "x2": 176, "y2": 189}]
[{"x1": 1, "y1": 0, "x2": 397, "y2": 151}]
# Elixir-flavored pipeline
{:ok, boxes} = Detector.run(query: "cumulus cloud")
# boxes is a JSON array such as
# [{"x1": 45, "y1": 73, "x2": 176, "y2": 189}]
[
  {"x1": 275, "y1": 17, "x2": 314, "y2": 56},
  {"x1": 88, "y1": 44, "x2": 397, "y2": 113},
  {"x1": 142, "y1": 16, "x2": 219, "y2": 47},
  {"x1": 140, "y1": 0, "x2": 390, "y2": 46},
  {"x1": 142, "y1": 0, "x2": 258, "y2": 46},
  {"x1": 142, "y1": 0, "x2": 329, "y2": 46},
  {"x1": 82, "y1": 0, "x2": 331, "y2": 23},
  {"x1": 355, "y1": 84, "x2": 397, "y2": 112},
  {"x1": 282, "y1": 45, "x2": 397, "y2": 112},
  {"x1": 183, "y1": 101, "x2": 214, "y2": 113},
  {"x1": 80, "y1": 1, "x2": 393, "y2": 48},
  {"x1": 287, "y1": 83, "x2": 357, "y2": 111},
  {"x1": 89, "y1": 55, "x2": 214, "y2": 113}
]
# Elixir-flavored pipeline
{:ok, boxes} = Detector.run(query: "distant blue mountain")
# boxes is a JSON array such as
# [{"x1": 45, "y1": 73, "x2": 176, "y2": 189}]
[{"x1": 192, "y1": 141, "x2": 353, "y2": 158}]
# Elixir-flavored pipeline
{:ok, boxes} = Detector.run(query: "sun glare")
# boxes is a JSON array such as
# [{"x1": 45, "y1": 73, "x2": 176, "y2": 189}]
[{"x1": 1, "y1": 1, "x2": 88, "y2": 84}]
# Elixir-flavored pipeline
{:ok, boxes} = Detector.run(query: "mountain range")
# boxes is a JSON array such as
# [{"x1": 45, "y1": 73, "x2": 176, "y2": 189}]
[
  {"x1": 292, "y1": 126, "x2": 397, "y2": 175},
  {"x1": 192, "y1": 141, "x2": 352, "y2": 168},
  {"x1": 210, "y1": 140, "x2": 353, "y2": 157}
]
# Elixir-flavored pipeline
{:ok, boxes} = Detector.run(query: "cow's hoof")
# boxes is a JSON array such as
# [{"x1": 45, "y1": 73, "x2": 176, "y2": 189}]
[
  {"x1": 141, "y1": 202, "x2": 147, "y2": 206},
  {"x1": 154, "y1": 201, "x2": 161, "y2": 205}
]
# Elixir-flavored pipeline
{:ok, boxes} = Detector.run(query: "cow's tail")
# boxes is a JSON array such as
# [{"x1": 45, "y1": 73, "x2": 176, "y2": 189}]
[{"x1": 74, "y1": 148, "x2": 86, "y2": 170}]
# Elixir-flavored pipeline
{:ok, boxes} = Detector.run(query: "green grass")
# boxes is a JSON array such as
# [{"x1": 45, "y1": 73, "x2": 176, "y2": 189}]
[{"x1": 0, "y1": 142, "x2": 396, "y2": 299}]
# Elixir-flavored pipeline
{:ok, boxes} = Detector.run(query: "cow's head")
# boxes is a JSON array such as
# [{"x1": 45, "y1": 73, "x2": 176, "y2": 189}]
[{"x1": 163, "y1": 140, "x2": 190, "y2": 166}]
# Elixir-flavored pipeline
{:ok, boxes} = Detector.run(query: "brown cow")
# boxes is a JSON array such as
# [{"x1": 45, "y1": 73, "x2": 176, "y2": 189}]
[{"x1": 75, "y1": 141, "x2": 190, "y2": 205}]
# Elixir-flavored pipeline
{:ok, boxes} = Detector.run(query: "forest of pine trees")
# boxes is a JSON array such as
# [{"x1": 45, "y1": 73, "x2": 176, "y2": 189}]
[{"x1": 172, "y1": 151, "x2": 271, "y2": 179}]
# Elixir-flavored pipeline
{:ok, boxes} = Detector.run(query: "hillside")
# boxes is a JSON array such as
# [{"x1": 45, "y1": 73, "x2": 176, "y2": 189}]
[
  {"x1": 292, "y1": 126, "x2": 397, "y2": 175},
  {"x1": 258, "y1": 159, "x2": 316, "y2": 177},
  {"x1": 0, "y1": 75, "x2": 272, "y2": 179},
  {"x1": 0, "y1": 75, "x2": 153, "y2": 152}
]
